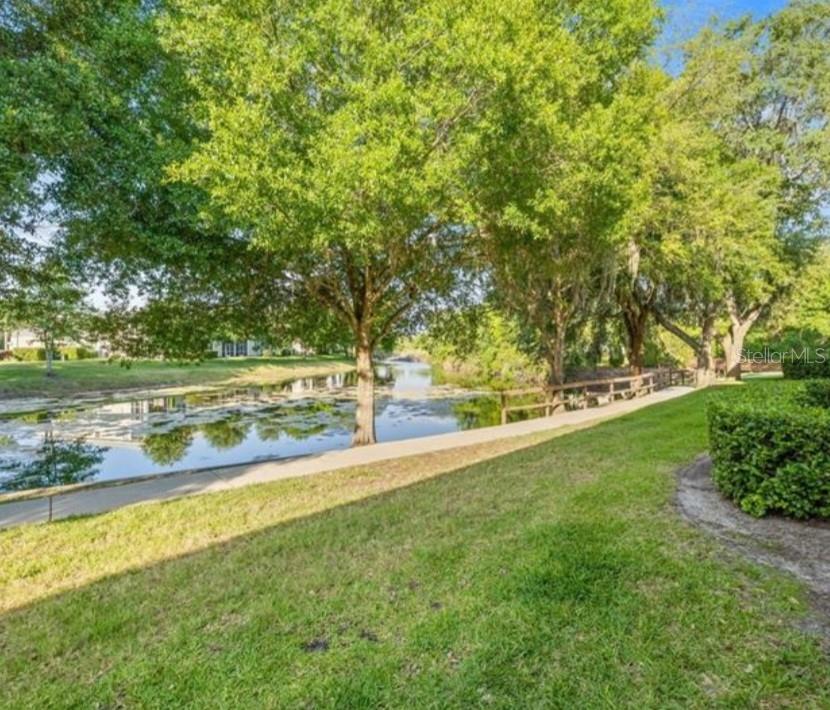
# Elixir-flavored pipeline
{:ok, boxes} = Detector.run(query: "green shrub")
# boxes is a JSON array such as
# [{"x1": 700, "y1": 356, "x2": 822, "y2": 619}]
[
  {"x1": 707, "y1": 385, "x2": 830, "y2": 519},
  {"x1": 58, "y1": 346, "x2": 97, "y2": 360},
  {"x1": 12, "y1": 347, "x2": 46, "y2": 362},
  {"x1": 799, "y1": 379, "x2": 830, "y2": 409},
  {"x1": 781, "y1": 348, "x2": 830, "y2": 379}
]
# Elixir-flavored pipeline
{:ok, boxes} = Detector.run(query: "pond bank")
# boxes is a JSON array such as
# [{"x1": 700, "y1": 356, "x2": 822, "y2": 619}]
[
  {"x1": 0, "y1": 384, "x2": 693, "y2": 527},
  {"x1": 0, "y1": 356, "x2": 354, "y2": 410},
  {"x1": 0, "y1": 361, "x2": 500, "y2": 491}
]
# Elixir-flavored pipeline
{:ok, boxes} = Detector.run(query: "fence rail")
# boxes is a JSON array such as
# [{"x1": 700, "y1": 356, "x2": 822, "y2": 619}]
[{"x1": 498, "y1": 367, "x2": 695, "y2": 425}]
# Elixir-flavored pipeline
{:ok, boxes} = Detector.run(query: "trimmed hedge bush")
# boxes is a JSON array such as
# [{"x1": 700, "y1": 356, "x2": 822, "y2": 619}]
[
  {"x1": 12, "y1": 347, "x2": 47, "y2": 362},
  {"x1": 799, "y1": 379, "x2": 830, "y2": 409},
  {"x1": 782, "y1": 348, "x2": 830, "y2": 379},
  {"x1": 12, "y1": 346, "x2": 97, "y2": 362},
  {"x1": 708, "y1": 383, "x2": 830, "y2": 519},
  {"x1": 59, "y1": 346, "x2": 97, "y2": 360}
]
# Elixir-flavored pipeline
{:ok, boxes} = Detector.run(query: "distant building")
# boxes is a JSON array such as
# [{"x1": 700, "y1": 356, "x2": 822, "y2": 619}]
[
  {"x1": 209, "y1": 339, "x2": 315, "y2": 358},
  {"x1": 209, "y1": 340, "x2": 264, "y2": 358}
]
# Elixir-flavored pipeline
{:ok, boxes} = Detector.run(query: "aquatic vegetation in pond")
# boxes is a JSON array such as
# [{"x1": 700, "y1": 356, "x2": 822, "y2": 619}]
[
  {"x1": 0, "y1": 361, "x2": 500, "y2": 489},
  {"x1": 451, "y1": 396, "x2": 502, "y2": 429},
  {"x1": 0, "y1": 433, "x2": 104, "y2": 491},
  {"x1": 16, "y1": 411, "x2": 52, "y2": 424},
  {"x1": 264, "y1": 422, "x2": 331, "y2": 441},
  {"x1": 255, "y1": 414, "x2": 345, "y2": 442}
]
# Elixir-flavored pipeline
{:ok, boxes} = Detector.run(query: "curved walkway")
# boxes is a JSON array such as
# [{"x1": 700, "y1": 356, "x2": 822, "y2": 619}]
[{"x1": 0, "y1": 386, "x2": 694, "y2": 528}]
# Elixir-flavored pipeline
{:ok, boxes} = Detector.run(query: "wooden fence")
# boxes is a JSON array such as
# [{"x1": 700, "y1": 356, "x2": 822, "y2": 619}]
[{"x1": 498, "y1": 367, "x2": 695, "y2": 425}]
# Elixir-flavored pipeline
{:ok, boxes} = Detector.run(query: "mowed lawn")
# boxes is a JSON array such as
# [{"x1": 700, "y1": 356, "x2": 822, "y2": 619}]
[
  {"x1": 2, "y1": 390, "x2": 829, "y2": 707},
  {"x1": 0, "y1": 355, "x2": 353, "y2": 398}
]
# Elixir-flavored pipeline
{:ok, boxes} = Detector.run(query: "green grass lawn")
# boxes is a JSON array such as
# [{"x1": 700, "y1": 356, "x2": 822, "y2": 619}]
[
  {"x1": 0, "y1": 355, "x2": 353, "y2": 398},
  {"x1": 2, "y1": 389, "x2": 828, "y2": 707}
]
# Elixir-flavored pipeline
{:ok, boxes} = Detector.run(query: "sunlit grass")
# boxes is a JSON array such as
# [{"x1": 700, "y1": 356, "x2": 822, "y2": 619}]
[
  {"x1": 0, "y1": 355, "x2": 353, "y2": 398},
  {"x1": 2, "y1": 389, "x2": 829, "y2": 707},
  {"x1": 0, "y1": 426, "x2": 571, "y2": 612}
]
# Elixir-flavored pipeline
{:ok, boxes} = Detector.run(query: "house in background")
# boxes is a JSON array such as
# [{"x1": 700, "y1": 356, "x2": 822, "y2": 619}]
[
  {"x1": 208, "y1": 339, "x2": 316, "y2": 358},
  {"x1": 209, "y1": 340, "x2": 264, "y2": 358}
]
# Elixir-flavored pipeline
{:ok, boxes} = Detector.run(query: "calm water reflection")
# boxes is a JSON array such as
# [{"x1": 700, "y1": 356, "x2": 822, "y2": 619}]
[{"x1": 0, "y1": 361, "x2": 501, "y2": 491}]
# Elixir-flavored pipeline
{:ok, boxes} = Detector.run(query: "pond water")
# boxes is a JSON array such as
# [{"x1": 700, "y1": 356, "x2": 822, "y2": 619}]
[{"x1": 0, "y1": 361, "x2": 503, "y2": 491}]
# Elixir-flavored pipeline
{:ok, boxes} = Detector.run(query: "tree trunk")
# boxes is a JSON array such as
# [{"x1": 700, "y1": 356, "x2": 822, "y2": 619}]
[
  {"x1": 544, "y1": 306, "x2": 567, "y2": 387},
  {"x1": 546, "y1": 340, "x2": 565, "y2": 387},
  {"x1": 695, "y1": 314, "x2": 716, "y2": 387},
  {"x1": 45, "y1": 334, "x2": 54, "y2": 377},
  {"x1": 721, "y1": 331, "x2": 741, "y2": 380},
  {"x1": 621, "y1": 305, "x2": 648, "y2": 375},
  {"x1": 653, "y1": 308, "x2": 717, "y2": 388},
  {"x1": 352, "y1": 333, "x2": 376, "y2": 446},
  {"x1": 722, "y1": 297, "x2": 763, "y2": 380}
]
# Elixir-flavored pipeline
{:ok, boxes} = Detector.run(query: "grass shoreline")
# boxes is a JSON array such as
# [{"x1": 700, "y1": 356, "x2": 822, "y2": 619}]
[
  {"x1": 2, "y1": 386, "x2": 829, "y2": 706},
  {"x1": 0, "y1": 355, "x2": 354, "y2": 400}
]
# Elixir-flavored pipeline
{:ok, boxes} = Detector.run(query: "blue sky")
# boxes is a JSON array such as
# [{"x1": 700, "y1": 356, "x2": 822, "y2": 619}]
[
  {"x1": 657, "y1": 0, "x2": 789, "y2": 70},
  {"x1": 661, "y1": 0, "x2": 789, "y2": 38}
]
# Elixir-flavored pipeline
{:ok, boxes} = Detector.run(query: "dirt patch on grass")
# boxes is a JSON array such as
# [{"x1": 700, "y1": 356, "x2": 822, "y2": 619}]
[{"x1": 675, "y1": 455, "x2": 830, "y2": 637}]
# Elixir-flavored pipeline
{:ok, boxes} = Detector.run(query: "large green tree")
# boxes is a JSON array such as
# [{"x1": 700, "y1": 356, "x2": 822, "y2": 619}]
[
  {"x1": 4, "y1": 253, "x2": 92, "y2": 375},
  {"x1": 162, "y1": 0, "x2": 501, "y2": 444},
  {"x1": 765, "y1": 244, "x2": 830, "y2": 343},
  {"x1": 676, "y1": 1, "x2": 830, "y2": 376},
  {"x1": 468, "y1": 1, "x2": 661, "y2": 385},
  {"x1": 632, "y1": 117, "x2": 778, "y2": 382},
  {"x1": 2, "y1": 1, "x2": 291, "y2": 361},
  {"x1": 0, "y1": 0, "x2": 67, "y2": 301}
]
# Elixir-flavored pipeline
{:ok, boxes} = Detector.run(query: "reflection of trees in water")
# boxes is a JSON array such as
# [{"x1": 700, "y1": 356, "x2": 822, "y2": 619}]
[
  {"x1": 141, "y1": 427, "x2": 194, "y2": 465},
  {"x1": 142, "y1": 399, "x2": 353, "y2": 461},
  {"x1": 0, "y1": 432, "x2": 105, "y2": 491},
  {"x1": 201, "y1": 417, "x2": 251, "y2": 450},
  {"x1": 451, "y1": 396, "x2": 502, "y2": 430},
  {"x1": 256, "y1": 418, "x2": 331, "y2": 441},
  {"x1": 255, "y1": 400, "x2": 351, "y2": 442},
  {"x1": 255, "y1": 418, "x2": 329, "y2": 442}
]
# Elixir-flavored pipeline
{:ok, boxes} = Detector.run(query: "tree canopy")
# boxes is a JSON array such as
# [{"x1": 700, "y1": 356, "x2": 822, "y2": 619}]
[{"x1": 1, "y1": 0, "x2": 828, "y2": 439}]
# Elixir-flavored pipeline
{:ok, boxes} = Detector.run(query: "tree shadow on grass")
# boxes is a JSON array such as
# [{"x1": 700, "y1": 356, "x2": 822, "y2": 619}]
[
  {"x1": 2, "y1": 396, "x2": 825, "y2": 707},
  {"x1": 0, "y1": 436, "x2": 586, "y2": 706}
]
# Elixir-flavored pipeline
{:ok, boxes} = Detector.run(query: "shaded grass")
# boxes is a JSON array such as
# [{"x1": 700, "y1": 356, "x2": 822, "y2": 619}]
[
  {"x1": 0, "y1": 355, "x2": 353, "y2": 398},
  {"x1": 0, "y1": 426, "x2": 573, "y2": 608},
  {"x1": 1, "y1": 390, "x2": 829, "y2": 707}
]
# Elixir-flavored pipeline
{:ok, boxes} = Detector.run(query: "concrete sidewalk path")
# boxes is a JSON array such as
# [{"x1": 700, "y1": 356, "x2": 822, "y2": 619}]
[{"x1": 0, "y1": 386, "x2": 695, "y2": 528}]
